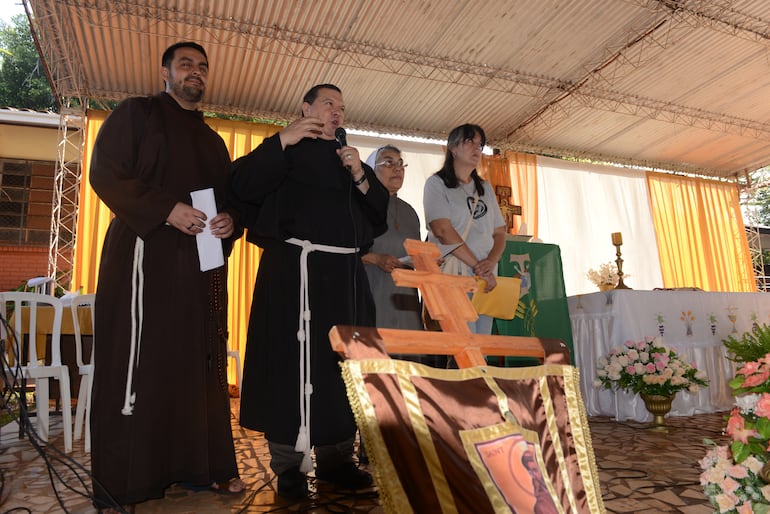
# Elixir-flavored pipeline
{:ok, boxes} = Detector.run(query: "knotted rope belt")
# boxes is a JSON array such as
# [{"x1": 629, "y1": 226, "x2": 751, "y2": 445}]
[{"x1": 285, "y1": 237, "x2": 359, "y2": 472}]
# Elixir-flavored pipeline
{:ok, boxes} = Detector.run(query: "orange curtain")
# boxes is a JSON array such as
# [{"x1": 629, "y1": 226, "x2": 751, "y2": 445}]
[
  {"x1": 72, "y1": 111, "x2": 279, "y2": 386},
  {"x1": 479, "y1": 152, "x2": 538, "y2": 235},
  {"x1": 646, "y1": 171, "x2": 755, "y2": 292},
  {"x1": 506, "y1": 151, "x2": 538, "y2": 237}
]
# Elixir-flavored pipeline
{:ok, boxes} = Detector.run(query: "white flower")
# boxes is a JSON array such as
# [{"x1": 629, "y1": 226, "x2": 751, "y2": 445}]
[
  {"x1": 586, "y1": 262, "x2": 624, "y2": 287},
  {"x1": 735, "y1": 393, "x2": 761, "y2": 415}
]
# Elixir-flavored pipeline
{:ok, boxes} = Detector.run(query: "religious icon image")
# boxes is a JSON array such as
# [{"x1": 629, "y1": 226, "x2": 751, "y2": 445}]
[
  {"x1": 495, "y1": 185, "x2": 521, "y2": 233},
  {"x1": 472, "y1": 433, "x2": 560, "y2": 514}
]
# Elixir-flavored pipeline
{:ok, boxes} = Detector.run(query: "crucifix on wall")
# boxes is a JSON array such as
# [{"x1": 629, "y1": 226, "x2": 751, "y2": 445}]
[{"x1": 495, "y1": 185, "x2": 521, "y2": 233}]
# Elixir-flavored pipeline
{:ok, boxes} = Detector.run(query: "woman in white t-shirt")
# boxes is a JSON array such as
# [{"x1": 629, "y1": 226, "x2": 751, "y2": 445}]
[{"x1": 423, "y1": 123, "x2": 507, "y2": 336}]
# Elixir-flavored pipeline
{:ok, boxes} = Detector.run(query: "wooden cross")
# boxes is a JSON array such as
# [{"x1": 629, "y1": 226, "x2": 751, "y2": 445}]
[{"x1": 330, "y1": 239, "x2": 569, "y2": 368}]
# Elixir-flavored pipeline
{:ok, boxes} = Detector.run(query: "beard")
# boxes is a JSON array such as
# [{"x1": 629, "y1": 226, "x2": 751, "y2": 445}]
[{"x1": 170, "y1": 79, "x2": 204, "y2": 103}]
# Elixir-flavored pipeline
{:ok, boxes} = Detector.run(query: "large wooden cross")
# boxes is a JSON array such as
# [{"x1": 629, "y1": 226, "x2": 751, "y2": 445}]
[{"x1": 330, "y1": 239, "x2": 569, "y2": 368}]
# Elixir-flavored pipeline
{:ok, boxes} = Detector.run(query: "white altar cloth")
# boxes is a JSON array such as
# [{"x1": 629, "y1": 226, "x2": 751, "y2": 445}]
[{"x1": 568, "y1": 289, "x2": 770, "y2": 422}]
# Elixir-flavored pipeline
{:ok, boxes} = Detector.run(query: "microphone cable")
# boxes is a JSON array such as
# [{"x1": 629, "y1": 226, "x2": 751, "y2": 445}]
[
  {"x1": 0, "y1": 312, "x2": 129, "y2": 514},
  {"x1": 347, "y1": 176, "x2": 361, "y2": 327},
  {"x1": 336, "y1": 127, "x2": 361, "y2": 327}
]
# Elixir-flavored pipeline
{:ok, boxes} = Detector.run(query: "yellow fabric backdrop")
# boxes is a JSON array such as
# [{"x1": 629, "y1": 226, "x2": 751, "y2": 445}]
[
  {"x1": 71, "y1": 111, "x2": 756, "y2": 387},
  {"x1": 72, "y1": 111, "x2": 279, "y2": 386},
  {"x1": 646, "y1": 171, "x2": 755, "y2": 292}
]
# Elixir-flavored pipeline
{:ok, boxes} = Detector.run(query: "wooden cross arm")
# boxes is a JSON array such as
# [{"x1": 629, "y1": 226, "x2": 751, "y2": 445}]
[
  {"x1": 329, "y1": 325, "x2": 570, "y2": 367},
  {"x1": 391, "y1": 269, "x2": 477, "y2": 290},
  {"x1": 403, "y1": 239, "x2": 441, "y2": 272}
]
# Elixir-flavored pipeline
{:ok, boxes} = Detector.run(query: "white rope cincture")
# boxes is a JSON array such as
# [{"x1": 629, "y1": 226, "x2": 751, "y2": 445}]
[
  {"x1": 286, "y1": 237, "x2": 358, "y2": 472},
  {"x1": 121, "y1": 236, "x2": 145, "y2": 416}
]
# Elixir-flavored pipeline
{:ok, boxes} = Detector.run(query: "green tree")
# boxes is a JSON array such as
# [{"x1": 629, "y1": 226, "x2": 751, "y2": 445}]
[
  {"x1": 754, "y1": 185, "x2": 770, "y2": 226},
  {"x1": 0, "y1": 13, "x2": 55, "y2": 111}
]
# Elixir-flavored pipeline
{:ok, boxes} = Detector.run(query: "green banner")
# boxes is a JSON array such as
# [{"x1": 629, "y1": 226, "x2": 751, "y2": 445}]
[{"x1": 493, "y1": 239, "x2": 575, "y2": 366}]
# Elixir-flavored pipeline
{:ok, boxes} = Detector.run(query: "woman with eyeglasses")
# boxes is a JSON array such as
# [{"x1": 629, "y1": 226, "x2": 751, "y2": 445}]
[
  {"x1": 423, "y1": 124, "x2": 507, "y2": 337},
  {"x1": 362, "y1": 146, "x2": 426, "y2": 333},
  {"x1": 362, "y1": 146, "x2": 448, "y2": 364}
]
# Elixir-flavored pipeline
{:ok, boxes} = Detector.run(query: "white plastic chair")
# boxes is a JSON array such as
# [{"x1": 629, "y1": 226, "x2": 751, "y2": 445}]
[
  {"x1": 70, "y1": 294, "x2": 95, "y2": 452},
  {"x1": 0, "y1": 292, "x2": 73, "y2": 453},
  {"x1": 228, "y1": 349, "x2": 242, "y2": 395},
  {"x1": 26, "y1": 276, "x2": 55, "y2": 295}
]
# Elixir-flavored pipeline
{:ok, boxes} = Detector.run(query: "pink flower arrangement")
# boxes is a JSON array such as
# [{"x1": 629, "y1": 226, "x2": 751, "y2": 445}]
[
  {"x1": 700, "y1": 353, "x2": 770, "y2": 512},
  {"x1": 593, "y1": 336, "x2": 708, "y2": 397}
]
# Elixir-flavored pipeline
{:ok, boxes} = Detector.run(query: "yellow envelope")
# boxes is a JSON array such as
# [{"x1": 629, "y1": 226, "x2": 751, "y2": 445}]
[{"x1": 472, "y1": 276, "x2": 521, "y2": 320}]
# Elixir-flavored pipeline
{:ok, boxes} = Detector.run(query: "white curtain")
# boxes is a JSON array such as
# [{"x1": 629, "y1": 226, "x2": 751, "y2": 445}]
[
  {"x1": 536, "y1": 156, "x2": 663, "y2": 296},
  {"x1": 347, "y1": 137, "x2": 666, "y2": 297}
]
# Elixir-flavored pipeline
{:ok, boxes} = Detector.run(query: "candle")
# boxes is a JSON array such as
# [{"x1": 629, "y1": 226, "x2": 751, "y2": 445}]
[{"x1": 611, "y1": 232, "x2": 622, "y2": 246}]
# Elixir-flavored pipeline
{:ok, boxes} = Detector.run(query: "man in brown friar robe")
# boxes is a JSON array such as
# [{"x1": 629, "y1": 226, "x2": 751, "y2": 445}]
[
  {"x1": 89, "y1": 41, "x2": 244, "y2": 512},
  {"x1": 230, "y1": 84, "x2": 389, "y2": 499}
]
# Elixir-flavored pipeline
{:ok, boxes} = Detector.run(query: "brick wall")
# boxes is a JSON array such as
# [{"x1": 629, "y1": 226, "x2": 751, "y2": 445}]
[{"x1": 0, "y1": 246, "x2": 49, "y2": 291}]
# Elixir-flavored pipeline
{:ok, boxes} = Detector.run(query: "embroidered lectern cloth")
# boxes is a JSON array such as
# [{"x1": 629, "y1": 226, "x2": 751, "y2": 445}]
[{"x1": 340, "y1": 358, "x2": 604, "y2": 513}]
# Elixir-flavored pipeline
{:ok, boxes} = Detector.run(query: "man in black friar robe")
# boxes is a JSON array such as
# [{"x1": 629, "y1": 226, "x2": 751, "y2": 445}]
[
  {"x1": 230, "y1": 84, "x2": 388, "y2": 499},
  {"x1": 89, "y1": 42, "x2": 244, "y2": 512}
]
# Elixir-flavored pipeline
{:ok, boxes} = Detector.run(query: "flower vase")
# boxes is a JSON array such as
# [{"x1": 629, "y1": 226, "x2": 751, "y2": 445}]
[
  {"x1": 598, "y1": 284, "x2": 614, "y2": 292},
  {"x1": 640, "y1": 393, "x2": 674, "y2": 432}
]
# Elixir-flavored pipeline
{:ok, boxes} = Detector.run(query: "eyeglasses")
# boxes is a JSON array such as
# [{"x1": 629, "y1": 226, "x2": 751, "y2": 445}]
[{"x1": 375, "y1": 159, "x2": 407, "y2": 169}]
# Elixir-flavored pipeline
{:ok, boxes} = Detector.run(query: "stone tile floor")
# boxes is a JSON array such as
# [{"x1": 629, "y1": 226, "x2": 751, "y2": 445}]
[{"x1": 0, "y1": 399, "x2": 726, "y2": 513}]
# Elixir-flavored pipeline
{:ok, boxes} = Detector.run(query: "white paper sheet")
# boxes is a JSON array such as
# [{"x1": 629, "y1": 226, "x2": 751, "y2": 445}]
[{"x1": 190, "y1": 188, "x2": 224, "y2": 272}]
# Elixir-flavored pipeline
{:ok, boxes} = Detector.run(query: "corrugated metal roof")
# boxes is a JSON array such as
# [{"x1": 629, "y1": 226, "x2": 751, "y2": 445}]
[{"x1": 25, "y1": 0, "x2": 770, "y2": 178}]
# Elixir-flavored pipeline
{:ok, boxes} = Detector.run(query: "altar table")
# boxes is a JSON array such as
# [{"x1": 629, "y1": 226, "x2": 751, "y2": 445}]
[{"x1": 568, "y1": 289, "x2": 770, "y2": 422}]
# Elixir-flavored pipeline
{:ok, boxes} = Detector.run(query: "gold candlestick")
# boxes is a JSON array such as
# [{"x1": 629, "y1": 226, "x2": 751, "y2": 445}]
[{"x1": 612, "y1": 233, "x2": 631, "y2": 290}]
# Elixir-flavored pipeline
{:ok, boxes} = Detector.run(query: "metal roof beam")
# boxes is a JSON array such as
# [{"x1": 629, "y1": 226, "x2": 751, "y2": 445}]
[
  {"x1": 56, "y1": 1, "x2": 770, "y2": 145},
  {"x1": 505, "y1": 0, "x2": 770, "y2": 143}
]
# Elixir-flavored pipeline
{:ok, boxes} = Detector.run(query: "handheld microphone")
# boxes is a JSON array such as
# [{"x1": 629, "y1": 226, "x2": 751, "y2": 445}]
[
  {"x1": 335, "y1": 127, "x2": 352, "y2": 172},
  {"x1": 334, "y1": 127, "x2": 347, "y2": 148}
]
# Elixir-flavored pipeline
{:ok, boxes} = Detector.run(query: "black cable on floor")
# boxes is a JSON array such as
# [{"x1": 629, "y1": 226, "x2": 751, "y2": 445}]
[
  {"x1": 0, "y1": 312, "x2": 128, "y2": 514},
  {"x1": 231, "y1": 474, "x2": 274, "y2": 514}
]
